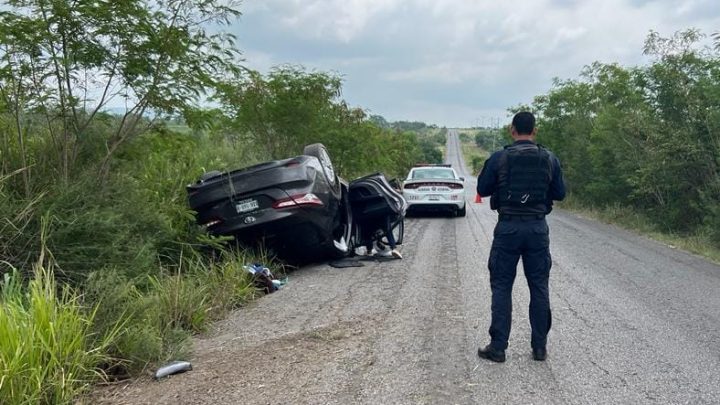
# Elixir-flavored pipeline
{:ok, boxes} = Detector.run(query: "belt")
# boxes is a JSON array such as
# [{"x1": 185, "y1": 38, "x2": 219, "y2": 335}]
[{"x1": 498, "y1": 214, "x2": 545, "y2": 221}]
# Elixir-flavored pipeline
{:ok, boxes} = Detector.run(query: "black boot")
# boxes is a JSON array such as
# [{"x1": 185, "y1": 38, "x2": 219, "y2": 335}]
[
  {"x1": 532, "y1": 347, "x2": 547, "y2": 361},
  {"x1": 477, "y1": 345, "x2": 506, "y2": 363}
]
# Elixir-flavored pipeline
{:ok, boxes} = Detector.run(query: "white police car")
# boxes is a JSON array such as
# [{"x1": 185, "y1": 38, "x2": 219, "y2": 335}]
[{"x1": 402, "y1": 164, "x2": 466, "y2": 217}]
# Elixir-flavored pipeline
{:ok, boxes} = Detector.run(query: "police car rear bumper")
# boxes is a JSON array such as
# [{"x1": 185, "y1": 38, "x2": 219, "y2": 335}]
[{"x1": 403, "y1": 190, "x2": 466, "y2": 210}]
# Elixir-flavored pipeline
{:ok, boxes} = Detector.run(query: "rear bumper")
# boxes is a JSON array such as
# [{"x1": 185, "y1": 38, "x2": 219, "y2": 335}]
[
  {"x1": 403, "y1": 190, "x2": 466, "y2": 210},
  {"x1": 207, "y1": 205, "x2": 336, "y2": 247},
  {"x1": 406, "y1": 203, "x2": 463, "y2": 213}
]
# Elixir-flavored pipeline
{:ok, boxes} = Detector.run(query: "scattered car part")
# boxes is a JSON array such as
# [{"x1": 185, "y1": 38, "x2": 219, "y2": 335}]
[
  {"x1": 155, "y1": 361, "x2": 192, "y2": 380},
  {"x1": 349, "y1": 173, "x2": 407, "y2": 250}
]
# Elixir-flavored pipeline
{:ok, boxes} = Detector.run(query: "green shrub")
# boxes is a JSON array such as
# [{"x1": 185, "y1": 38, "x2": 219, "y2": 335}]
[
  {"x1": 471, "y1": 156, "x2": 485, "y2": 174},
  {"x1": 0, "y1": 266, "x2": 119, "y2": 404},
  {"x1": 150, "y1": 271, "x2": 210, "y2": 334},
  {"x1": 83, "y1": 270, "x2": 167, "y2": 376}
]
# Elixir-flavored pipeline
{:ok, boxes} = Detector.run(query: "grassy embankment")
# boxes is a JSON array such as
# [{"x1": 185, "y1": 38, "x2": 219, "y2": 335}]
[
  {"x1": 0, "y1": 128, "x2": 274, "y2": 403},
  {"x1": 457, "y1": 129, "x2": 488, "y2": 175}
]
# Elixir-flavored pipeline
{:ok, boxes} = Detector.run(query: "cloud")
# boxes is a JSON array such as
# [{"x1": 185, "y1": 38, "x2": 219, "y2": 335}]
[
  {"x1": 234, "y1": 0, "x2": 720, "y2": 126},
  {"x1": 259, "y1": 0, "x2": 403, "y2": 42}
]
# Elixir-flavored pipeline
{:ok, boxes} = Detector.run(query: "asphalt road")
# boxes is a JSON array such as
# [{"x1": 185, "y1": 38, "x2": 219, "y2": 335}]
[{"x1": 100, "y1": 130, "x2": 720, "y2": 405}]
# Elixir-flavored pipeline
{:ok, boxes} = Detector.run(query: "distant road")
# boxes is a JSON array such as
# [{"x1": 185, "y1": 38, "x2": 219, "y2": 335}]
[{"x1": 101, "y1": 129, "x2": 720, "y2": 405}]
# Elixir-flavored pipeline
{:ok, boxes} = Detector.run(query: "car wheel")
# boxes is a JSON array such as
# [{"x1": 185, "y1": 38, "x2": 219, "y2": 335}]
[
  {"x1": 457, "y1": 205, "x2": 466, "y2": 217},
  {"x1": 304, "y1": 143, "x2": 341, "y2": 199},
  {"x1": 326, "y1": 186, "x2": 353, "y2": 259}
]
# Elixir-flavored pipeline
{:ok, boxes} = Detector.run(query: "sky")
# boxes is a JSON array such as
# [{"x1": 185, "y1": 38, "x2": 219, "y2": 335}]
[{"x1": 231, "y1": 0, "x2": 720, "y2": 127}]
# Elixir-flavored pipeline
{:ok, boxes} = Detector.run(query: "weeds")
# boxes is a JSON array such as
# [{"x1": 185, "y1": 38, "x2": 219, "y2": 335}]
[{"x1": 0, "y1": 265, "x2": 121, "y2": 404}]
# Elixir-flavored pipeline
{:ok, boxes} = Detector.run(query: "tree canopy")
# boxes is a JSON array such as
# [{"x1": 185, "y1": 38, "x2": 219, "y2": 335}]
[{"x1": 529, "y1": 29, "x2": 720, "y2": 242}]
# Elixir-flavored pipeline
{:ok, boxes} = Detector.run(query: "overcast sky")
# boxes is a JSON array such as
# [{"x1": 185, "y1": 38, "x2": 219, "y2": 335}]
[{"x1": 231, "y1": 0, "x2": 720, "y2": 127}]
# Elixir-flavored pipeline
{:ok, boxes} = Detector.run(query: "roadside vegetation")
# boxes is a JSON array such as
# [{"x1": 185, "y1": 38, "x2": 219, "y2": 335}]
[
  {"x1": 0, "y1": 1, "x2": 441, "y2": 403},
  {"x1": 454, "y1": 127, "x2": 507, "y2": 175},
  {"x1": 517, "y1": 29, "x2": 720, "y2": 260},
  {"x1": 370, "y1": 118, "x2": 445, "y2": 167},
  {"x1": 454, "y1": 31, "x2": 720, "y2": 262}
]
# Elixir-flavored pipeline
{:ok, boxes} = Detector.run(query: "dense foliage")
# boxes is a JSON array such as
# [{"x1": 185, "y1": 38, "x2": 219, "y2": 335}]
[
  {"x1": 474, "y1": 128, "x2": 506, "y2": 152},
  {"x1": 528, "y1": 30, "x2": 720, "y2": 243},
  {"x1": 212, "y1": 66, "x2": 440, "y2": 179}
]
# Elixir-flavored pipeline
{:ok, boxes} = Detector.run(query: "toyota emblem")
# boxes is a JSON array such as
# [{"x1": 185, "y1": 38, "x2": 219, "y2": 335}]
[{"x1": 243, "y1": 216, "x2": 256, "y2": 224}]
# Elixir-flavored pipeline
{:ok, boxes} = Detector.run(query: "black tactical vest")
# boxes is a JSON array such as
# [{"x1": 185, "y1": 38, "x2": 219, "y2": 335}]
[{"x1": 491, "y1": 143, "x2": 553, "y2": 215}]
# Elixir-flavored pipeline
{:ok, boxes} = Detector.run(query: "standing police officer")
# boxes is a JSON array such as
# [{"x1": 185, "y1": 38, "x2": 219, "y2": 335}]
[{"x1": 476, "y1": 111, "x2": 565, "y2": 362}]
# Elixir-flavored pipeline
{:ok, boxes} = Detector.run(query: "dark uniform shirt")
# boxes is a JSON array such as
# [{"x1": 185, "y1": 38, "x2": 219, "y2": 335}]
[{"x1": 477, "y1": 140, "x2": 566, "y2": 212}]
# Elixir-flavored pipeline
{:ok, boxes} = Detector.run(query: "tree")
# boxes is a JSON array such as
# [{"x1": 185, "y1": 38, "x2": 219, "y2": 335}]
[
  {"x1": 369, "y1": 114, "x2": 390, "y2": 129},
  {"x1": 528, "y1": 29, "x2": 720, "y2": 239},
  {"x1": 214, "y1": 65, "x2": 425, "y2": 179},
  {"x1": 215, "y1": 66, "x2": 343, "y2": 160},
  {"x1": 0, "y1": 0, "x2": 243, "y2": 186}
]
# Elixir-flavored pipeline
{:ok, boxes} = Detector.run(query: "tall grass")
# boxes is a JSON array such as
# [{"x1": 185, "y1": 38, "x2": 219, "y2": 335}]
[
  {"x1": 81, "y1": 248, "x2": 262, "y2": 378},
  {"x1": 198, "y1": 249, "x2": 263, "y2": 315},
  {"x1": 0, "y1": 265, "x2": 120, "y2": 404},
  {"x1": 149, "y1": 249, "x2": 262, "y2": 334},
  {"x1": 149, "y1": 270, "x2": 211, "y2": 334},
  {"x1": 459, "y1": 138, "x2": 488, "y2": 175},
  {"x1": 0, "y1": 246, "x2": 263, "y2": 405}
]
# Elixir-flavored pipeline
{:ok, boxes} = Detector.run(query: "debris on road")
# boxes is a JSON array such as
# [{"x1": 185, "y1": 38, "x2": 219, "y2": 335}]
[
  {"x1": 154, "y1": 361, "x2": 193, "y2": 380},
  {"x1": 244, "y1": 263, "x2": 287, "y2": 293}
]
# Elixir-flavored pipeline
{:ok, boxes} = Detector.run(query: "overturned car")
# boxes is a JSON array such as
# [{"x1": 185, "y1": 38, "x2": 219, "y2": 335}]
[
  {"x1": 187, "y1": 144, "x2": 353, "y2": 260},
  {"x1": 187, "y1": 144, "x2": 406, "y2": 262}
]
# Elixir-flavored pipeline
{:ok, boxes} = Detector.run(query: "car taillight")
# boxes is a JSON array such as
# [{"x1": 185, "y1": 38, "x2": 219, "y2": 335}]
[
  {"x1": 447, "y1": 183, "x2": 464, "y2": 189},
  {"x1": 284, "y1": 160, "x2": 301, "y2": 168},
  {"x1": 272, "y1": 193, "x2": 324, "y2": 209},
  {"x1": 404, "y1": 183, "x2": 420, "y2": 189}
]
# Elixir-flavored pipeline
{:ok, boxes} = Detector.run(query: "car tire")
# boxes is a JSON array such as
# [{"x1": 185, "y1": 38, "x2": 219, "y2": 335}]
[
  {"x1": 457, "y1": 205, "x2": 466, "y2": 217},
  {"x1": 303, "y1": 143, "x2": 341, "y2": 200}
]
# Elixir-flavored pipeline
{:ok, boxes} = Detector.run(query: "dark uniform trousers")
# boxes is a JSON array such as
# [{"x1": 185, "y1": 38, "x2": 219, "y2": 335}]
[{"x1": 488, "y1": 217, "x2": 552, "y2": 351}]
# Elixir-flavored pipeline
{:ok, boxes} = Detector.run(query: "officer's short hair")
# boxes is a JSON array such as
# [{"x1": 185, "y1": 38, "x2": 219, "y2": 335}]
[{"x1": 512, "y1": 112, "x2": 535, "y2": 135}]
